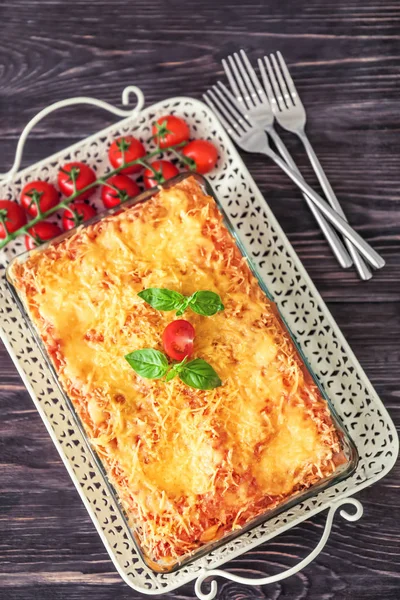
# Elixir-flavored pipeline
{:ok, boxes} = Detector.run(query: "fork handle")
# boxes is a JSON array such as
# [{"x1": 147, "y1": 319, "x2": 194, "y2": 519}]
[
  {"x1": 296, "y1": 130, "x2": 373, "y2": 280},
  {"x1": 268, "y1": 128, "x2": 352, "y2": 269},
  {"x1": 267, "y1": 149, "x2": 385, "y2": 270}
]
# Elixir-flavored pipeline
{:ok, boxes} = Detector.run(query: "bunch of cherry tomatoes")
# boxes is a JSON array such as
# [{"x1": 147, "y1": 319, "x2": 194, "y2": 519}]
[{"x1": 0, "y1": 115, "x2": 218, "y2": 251}]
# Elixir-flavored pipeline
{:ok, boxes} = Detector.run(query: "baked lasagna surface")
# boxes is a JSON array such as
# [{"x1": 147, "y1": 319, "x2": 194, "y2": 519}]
[{"x1": 11, "y1": 177, "x2": 344, "y2": 567}]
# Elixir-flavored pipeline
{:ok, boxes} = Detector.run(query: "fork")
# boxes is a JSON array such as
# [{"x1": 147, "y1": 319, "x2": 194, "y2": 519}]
[
  {"x1": 259, "y1": 52, "x2": 372, "y2": 280},
  {"x1": 222, "y1": 50, "x2": 352, "y2": 270},
  {"x1": 203, "y1": 82, "x2": 385, "y2": 270}
]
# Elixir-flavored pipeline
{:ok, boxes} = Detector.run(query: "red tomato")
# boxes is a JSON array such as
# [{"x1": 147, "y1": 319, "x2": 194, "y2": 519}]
[
  {"x1": 163, "y1": 320, "x2": 195, "y2": 361},
  {"x1": 0, "y1": 200, "x2": 26, "y2": 239},
  {"x1": 21, "y1": 181, "x2": 59, "y2": 217},
  {"x1": 152, "y1": 115, "x2": 190, "y2": 149},
  {"x1": 108, "y1": 136, "x2": 146, "y2": 174},
  {"x1": 58, "y1": 162, "x2": 97, "y2": 201},
  {"x1": 182, "y1": 140, "x2": 218, "y2": 174},
  {"x1": 101, "y1": 174, "x2": 141, "y2": 209},
  {"x1": 25, "y1": 221, "x2": 62, "y2": 250},
  {"x1": 143, "y1": 160, "x2": 179, "y2": 189},
  {"x1": 62, "y1": 202, "x2": 97, "y2": 231}
]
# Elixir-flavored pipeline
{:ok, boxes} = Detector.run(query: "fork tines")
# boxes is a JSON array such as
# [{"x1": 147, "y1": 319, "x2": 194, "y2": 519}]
[
  {"x1": 203, "y1": 82, "x2": 255, "y2": 141},
  {"x1": 258, "y1": 52, "x2": 300, "y2": 112},
  {"x1": 222, "y1": 50, "x2": 267, "y2": 109}
]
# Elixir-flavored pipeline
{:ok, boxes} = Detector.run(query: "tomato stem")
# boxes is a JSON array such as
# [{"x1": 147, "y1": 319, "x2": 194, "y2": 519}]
[
  {"x1": 26, "y1": 190, "x2": 44, "y2": 215},
  {"x1": 141, "y1": 160, "x2": 159, "y2": 178},
  {"x1": 135, "y1": 158, "x2": 151, "y2": 171},
  {"x1": 25, "y1": 229, "x2": 37, "y2": 241},
  {"x1": 68, "y1": 167, "x2": 80, "y2": 194},
  {"x1": 151, "y1": 120, "x2": 172, "y2": 148},
  {"x1": 116, "y1": 137, "x2": 131, "y2": 166},
  {"x1": 68, "y1": 207, "x2": 83, "y2": 226},
  {"x1": 0, "y1": 142, "x2": 187, "y2": 250},
  {"x1": 170, "y1": 148, "x2": 196, "y2": 170}
]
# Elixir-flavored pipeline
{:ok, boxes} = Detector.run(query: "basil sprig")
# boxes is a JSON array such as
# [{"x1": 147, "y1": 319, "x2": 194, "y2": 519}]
[
  {"x1": 138, "y1": 288, "x2": 224, "y2": 317},
  {"x1": 125, "y1": 349, "x2": 222, "y2": 390}
]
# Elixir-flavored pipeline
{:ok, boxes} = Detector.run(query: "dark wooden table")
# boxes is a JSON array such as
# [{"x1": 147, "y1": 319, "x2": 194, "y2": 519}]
[{"x1": 1, "y1": 1, "x2": 399, "y2": 599}]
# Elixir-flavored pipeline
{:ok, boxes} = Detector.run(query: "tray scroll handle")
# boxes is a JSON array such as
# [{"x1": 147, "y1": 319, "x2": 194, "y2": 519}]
[
  {"x1": 194, "y1": 497, "x2": 363, "y2": 600},
  {"x1": 0, "y1": 86, "x2": 145, "y2": 183}
]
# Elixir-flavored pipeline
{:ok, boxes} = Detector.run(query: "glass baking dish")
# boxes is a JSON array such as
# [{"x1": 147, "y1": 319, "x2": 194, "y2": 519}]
[{"x1": 6, "y1": 172, "x2": 358, "y2": 573}]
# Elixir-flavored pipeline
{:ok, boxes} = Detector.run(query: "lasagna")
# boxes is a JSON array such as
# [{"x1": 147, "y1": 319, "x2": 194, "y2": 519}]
[{"x1": 10, "y1": 176, "x2": 346, "y2": 570}]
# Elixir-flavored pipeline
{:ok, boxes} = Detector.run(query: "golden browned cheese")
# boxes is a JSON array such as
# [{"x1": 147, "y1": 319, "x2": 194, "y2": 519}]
[{"x1": 10, "y1": 177, "x2": 344, "y2": 568}]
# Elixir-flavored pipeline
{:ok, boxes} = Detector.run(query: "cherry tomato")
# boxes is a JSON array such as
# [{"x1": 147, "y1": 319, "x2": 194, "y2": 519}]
[
  {"x1": 101, "y1": 174, "x2": 141, "y2": 209},
  {"x1": 62, "y1": 202, "x2": 97, "y2": 231},
  {"x1": 163, "y1": 319, "x2": 195, "y2": 362},
  {"x1": 152, "y1": 115, "x2": 190, "y2": 149},
  {"x1": 58, "y1": 162, "x2": 97, "y2": 201},
  {"x1": 108, "y1": 136, "x2": 146, "y2": 174},
  {"x1": 143, "y1": 160, "x2": 179, "y2": 189},
  {"x1": 25, "y1": 221, "x2": 62, "y2": 250},
  {"x1": 182, "y1": 140, "x2": 218, "y2": 174},
  {"x1": 0, "y1": 200, "x2": 26, "y2": 239},
  {"x1": 21, "y1": 181, "x2": 59, "y2": 217}
]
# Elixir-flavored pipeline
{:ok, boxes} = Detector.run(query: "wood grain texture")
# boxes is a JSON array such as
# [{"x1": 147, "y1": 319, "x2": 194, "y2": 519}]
[{"x1": 0, "y1": 0, "x2": 399, "y2": 598}]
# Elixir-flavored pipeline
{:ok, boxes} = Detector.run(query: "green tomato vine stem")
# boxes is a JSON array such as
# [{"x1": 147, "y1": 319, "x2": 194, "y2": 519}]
[{"x1": 0, "y1": 141, "x2": 187, "y2": 250}]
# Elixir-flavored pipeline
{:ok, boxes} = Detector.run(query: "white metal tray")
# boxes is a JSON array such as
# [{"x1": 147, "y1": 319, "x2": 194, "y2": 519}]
[{"x1": 0, "y1": 87, "x2": 398, "y2": 598}]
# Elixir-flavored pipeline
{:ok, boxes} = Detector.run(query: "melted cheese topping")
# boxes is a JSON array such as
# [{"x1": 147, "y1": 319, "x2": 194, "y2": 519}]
[{"x1": 11, "y1": 177, "x2": 344, "y2": 569}]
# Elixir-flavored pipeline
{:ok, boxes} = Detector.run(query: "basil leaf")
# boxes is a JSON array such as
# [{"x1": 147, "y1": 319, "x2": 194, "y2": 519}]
[
  {"x1": 138, "y1": 288, "x2": 184, "y2": 311},
  {"x1": 189, "y1": 290, "x2": 224, "y2": 316},
  {"x1": 125, "y1": 348, "x2": 169, "y2": 379},
  {"x1": 179, "y1": 358, "x2": 222, "y2": 390}
]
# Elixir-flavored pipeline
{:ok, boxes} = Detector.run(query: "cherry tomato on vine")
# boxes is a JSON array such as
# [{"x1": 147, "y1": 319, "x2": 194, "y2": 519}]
[
  {"x1": 152, "y1": 115, "x2": 190, "y2": 149},
  {"x1": 101, "y1": 174, "x2": 141, "y2": 209},
  {"x1": 62, "y1": 202, "x2": 97, "y2": 231},
  {"x1": 25, "y1": 221, "x2": 62, "y2": 250},
  {"x1": 108, "y1": 136, "x2": 146, "y2": 174},
  {"x1": 21, "y1": 181, "x2": 59, "y2": 217},
  {"x1": 162, "y1": 319, "x2": 195, "y2": 361},
  {"x1": 182, "y1": 140, "x2": 218, "y2": 174},
  {"x1": 143, "y1": 160, "x2": 179, "y2": 189},
  {"x1": 0, "y1": 200, "x2": 27, "y2": 239},
  {"x1": 58, "y1": 162, "x2": 97, "y2": 201}
]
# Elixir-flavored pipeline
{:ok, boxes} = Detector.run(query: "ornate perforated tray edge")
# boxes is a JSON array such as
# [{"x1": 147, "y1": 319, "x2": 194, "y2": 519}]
[{"x1": 0, "y1": 92, "x2": 398, "y2": 596}]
